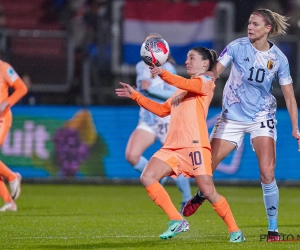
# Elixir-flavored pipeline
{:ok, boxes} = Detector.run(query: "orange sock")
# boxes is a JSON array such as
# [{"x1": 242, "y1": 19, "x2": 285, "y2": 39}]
[
  {"x1": 0, "y1": 177, "x2": 12, "y2": 203},
  {"x1": 146, "y1": 181, "x2": 183, "y2": 221},
  {"x1": 0, "y1": 161, "x2": 15, "y2": 182},
  {"x1": 212, "y1": 196, "x2": 239, "y2": 233}
]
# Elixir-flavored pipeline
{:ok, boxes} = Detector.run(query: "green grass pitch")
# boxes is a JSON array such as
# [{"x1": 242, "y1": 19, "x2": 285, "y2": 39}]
[{"x1": 0, "y1": 184, "x2": 299, "y2": 249}]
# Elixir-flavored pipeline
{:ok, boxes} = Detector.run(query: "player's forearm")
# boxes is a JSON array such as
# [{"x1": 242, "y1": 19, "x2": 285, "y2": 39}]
[
  {"x1": 286, "y1": 97, "x2": 299, "y2": 132},
  {"x1": 131, "y1": 91, "x2": 170, "y2": 117},
  {"x1": 212, "y1": 61, "x2": 226, "y2": 79},
  {"x1": 282, "y1": 84, "x2": 299, "y2": 132},
  {"x1": 160, "y1": 69, "x2": 203, "y2": 93}
]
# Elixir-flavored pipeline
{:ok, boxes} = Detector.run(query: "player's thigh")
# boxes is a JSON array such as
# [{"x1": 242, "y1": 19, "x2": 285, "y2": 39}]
[
  {"x1": 151, "y1": 149, "x2": 179, "y2": 178},
  {"x1": 210, "y1": 138, "x2": 236, "y2": 172},
  {"x1": 250, "y1": 119, "x2": 276, "y2": 178},
  {"x1": 210, "y1": 117, "x2": 245, "y2": 150},
  {"x1": 252, "y1": 136, "x2": 276, "y2": 177},
  {"x1": 0, "y1": 122, "x2": 10, "y2": 146},
  {"x1": 144, "y1": 156, "x2": 174, "y2": 179},
  {"x1": 125, "y1": 127, "x2": 156, "y2": 157},
  {"x1": 141, "y1": 151, "x2": 176, "y2": 186}
]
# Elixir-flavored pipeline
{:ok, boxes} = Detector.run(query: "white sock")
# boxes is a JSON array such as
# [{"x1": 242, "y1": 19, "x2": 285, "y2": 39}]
[{"x1": 133, "y1": 156, "x2": 148, "y2": 173}]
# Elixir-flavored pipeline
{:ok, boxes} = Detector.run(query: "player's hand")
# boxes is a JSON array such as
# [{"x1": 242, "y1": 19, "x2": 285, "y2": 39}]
[
  {"x1": 140, "y1": 80, "x2": 151, "y2": 90},
  {"x1": 292, "y1": 129, "x2": 300, "y2": 151},
  {"x1": 115, "y1": 82, "x2": 135, "y2": 98},
  {"x1": 149, "y1": 64, "x2": 162, "y2": 76},
  {"x1": 0, "y1": 101, "x2": 9, "y2": 114}
]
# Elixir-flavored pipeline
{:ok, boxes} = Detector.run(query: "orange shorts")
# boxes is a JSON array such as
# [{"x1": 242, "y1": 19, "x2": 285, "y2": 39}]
[
  {"x1": 0, "y1": 110, "x2": 12, "y2": 145},
  {"x1": 152, "y1": 147, "x2": 212, "y2": 178}
]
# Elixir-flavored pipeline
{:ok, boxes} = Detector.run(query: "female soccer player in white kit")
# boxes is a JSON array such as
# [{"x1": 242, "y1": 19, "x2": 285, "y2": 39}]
[{"x1": 182, "y1": 8, "x2": 300, "y2": 241}]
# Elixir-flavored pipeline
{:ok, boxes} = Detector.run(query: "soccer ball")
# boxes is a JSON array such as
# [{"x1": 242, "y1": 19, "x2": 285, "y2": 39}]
[{"x1": 140, "y1": 37, "x2": 170, "y2": 67}]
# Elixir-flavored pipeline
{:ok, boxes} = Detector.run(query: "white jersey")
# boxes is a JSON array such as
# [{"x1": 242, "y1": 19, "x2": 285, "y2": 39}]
[
  {"x1": 218, "y1": 37, "x2": 292, "y2": 122},
  {"x1": 136, "y1": 61, "x2": 177, "y2": 125}
]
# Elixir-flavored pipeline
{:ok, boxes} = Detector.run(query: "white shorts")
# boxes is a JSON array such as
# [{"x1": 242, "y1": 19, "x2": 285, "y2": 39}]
[
  {"x1": 136, "y1": 116, "x2": 170, "y2": 144},
  {"x1": 210, "y1": 117, "x2": 277, "y2": 150}
]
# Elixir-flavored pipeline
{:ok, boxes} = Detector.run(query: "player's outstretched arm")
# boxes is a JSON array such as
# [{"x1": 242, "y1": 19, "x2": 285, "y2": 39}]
[
  {"x1": 150, "y1": 66, "x2": 214, "y2": 95},
  {"x1": 116, "y1": 82, "x2": 171, "y2": 117}
]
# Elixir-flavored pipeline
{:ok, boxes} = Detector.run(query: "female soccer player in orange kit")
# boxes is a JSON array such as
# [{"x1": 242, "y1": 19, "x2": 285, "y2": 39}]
[
  {"x1": 0, "y1": 60, "x2": 28, "y2": 211},
  {"x1": 116, "y1": 47, "x2": 244, "y2": 242},
  {"x1": 126, "y1": 34, "x2": 192, "y2": 212}
]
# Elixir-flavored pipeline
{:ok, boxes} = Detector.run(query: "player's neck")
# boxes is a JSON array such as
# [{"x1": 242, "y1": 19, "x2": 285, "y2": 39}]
[{"x1": 251, "y1": 38, "x2": 270, "y2": 52}]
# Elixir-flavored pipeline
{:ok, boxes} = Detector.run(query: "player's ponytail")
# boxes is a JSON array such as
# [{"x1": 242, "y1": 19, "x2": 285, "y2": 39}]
[
  {"x1": 253, "y1": 9, "x2": 289, "y2": 36},
  {"x1": 208, "y1": 49, "x2": 217, "y2": 70}
]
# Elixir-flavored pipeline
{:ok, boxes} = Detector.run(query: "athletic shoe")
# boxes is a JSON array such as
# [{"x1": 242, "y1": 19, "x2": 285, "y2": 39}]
[
  {"x1": 160, "y1": 219, "x2": 189, "y2": 239},
  {"x1": 267, "y1": 231, "x2": 281, "y2": 241},
  {"x1": 9, "y1": 172, "x2": 22, "y2": 200},
  {"x1": 182, "y1": 193, "x2": 207, "y2": 217},
  {"x1": 0, "y1": 202, "x2": 17, "y2": 212},
  {"x1": 229, "y1": 230, "x2": 245, "y2": 243}
]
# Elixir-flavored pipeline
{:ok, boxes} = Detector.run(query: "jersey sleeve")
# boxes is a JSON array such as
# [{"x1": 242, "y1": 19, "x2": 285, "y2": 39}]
[
  {"x1": 7, "y1": 78, "x2": 28, "y2": 106},
  {"x1": 130, "y1": 91, "x2": 171, "y2": 117},
  {"x1": 2, "y1": 63, "x2": 20, "y2": 86},
  {"x1": 217, "y1": 43, "x2": 234, "y2": 68},
  {"x1": 1, "y1": 63, "x2": 28, "y2": 106},
  {"x1": 277, "y1": 59, "x2": 293, "y2": 85},
  {"x1": 136, "y1": 61, "x2": 151, "y2": 90},
  {"x1": 160, "y1": 69, "x2": 214, "y2": 95}
]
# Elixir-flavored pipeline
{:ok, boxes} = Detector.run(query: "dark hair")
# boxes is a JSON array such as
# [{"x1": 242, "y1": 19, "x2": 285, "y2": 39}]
[{"x1": 190, "y1": 47, "x2": 217, "y2": 71}]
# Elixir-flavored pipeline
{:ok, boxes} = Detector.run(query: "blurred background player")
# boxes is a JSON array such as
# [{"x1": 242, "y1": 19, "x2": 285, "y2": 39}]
[
  {"x1": 182, "y1": 8, "x2": 300, "y2": 241},
  {"x1": 125, "y1": 33, "x2": 192, "y2": 212},
  {"x1": 0, "y1": 60, "x2": 28, "y2": 211}
]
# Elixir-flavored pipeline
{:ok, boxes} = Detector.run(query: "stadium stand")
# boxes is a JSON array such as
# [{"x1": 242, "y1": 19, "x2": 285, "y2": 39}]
[{"x1": 1, "y1": 0, "x2": 71, "y2": 101}]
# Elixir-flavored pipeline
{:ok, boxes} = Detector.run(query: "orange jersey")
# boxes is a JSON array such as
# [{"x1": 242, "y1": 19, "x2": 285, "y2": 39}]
[
  {"x1": 131, "y1": 69, "x2": 215, "y2": 149},
  {"x1": 0, "y1": 60, "x2": 28, "y2": 106},
  {"x1": 0, "y1": 60, "x2": 28, "y2": 125}
]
